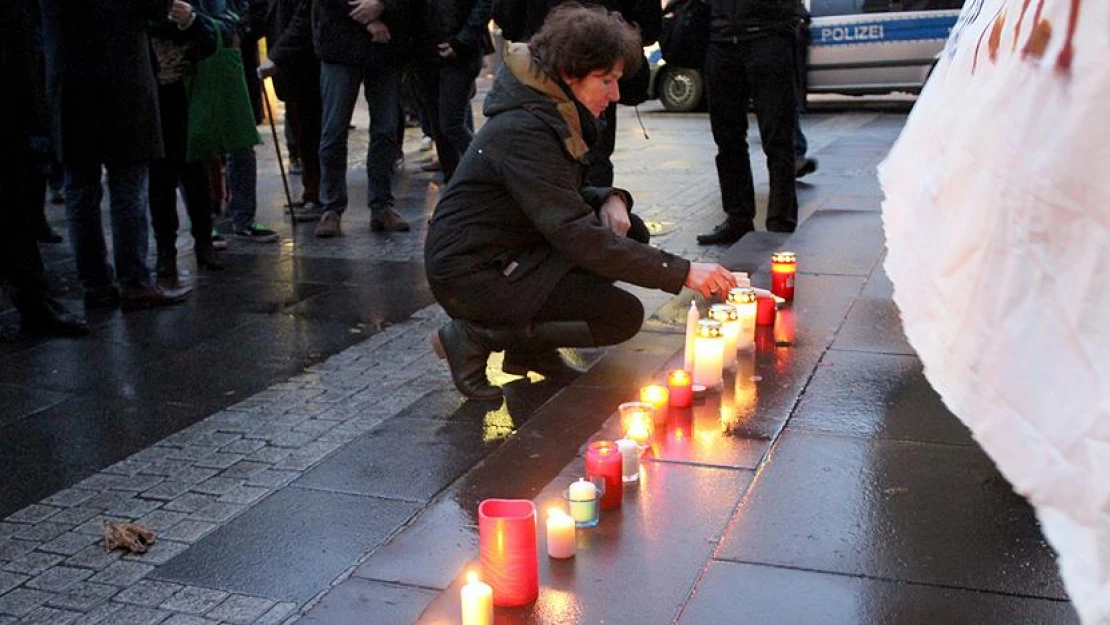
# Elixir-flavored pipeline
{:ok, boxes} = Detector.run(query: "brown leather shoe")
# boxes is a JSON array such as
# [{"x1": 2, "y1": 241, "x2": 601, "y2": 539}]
[
  {"x1": 315, "y1": 210, "x2": 342, "y2": 238},
  {"x1": 370, "y1": 206, "x2": 410, "y2": 232},
  {"x1": 120, "y1": 283, "x2": 192, "y2": 311}
]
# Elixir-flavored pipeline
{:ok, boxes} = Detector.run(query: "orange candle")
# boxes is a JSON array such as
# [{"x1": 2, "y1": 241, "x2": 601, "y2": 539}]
[{"x1": 639, "y1": 385, "x2": 669, "y2": 424}]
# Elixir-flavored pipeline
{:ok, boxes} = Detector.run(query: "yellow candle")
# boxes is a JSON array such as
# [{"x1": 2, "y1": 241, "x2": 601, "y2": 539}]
[
  {"x1": 460, "y1": 571, "x2": 493, "y2": 625},
  {"x1": 545, "y1": 508, "x2": 576, "y2": 559},
  {"x1": 639, "y1": 385, "x2": 669, "y2": 424}
]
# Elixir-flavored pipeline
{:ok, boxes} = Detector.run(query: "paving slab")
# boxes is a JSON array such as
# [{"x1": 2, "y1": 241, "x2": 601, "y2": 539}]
[
  {"x1": 789, "y1": 349, "x2": 972, "y2": 445},
  {"x1": 415, "y1": 461, "x2": 753, "y2": 625},
  {"x1": 296, "y1": 578, "x2": 437, "y2": 625},
  {"x1": 716, "y1": 430, "x2": 1068, "y2": 599},
  {"x1": 680, "y1": 561, "x2": 1079, "y2": 625},
  {"x1": 151, "y1": 487, "x2": 419, "y2": 603}
]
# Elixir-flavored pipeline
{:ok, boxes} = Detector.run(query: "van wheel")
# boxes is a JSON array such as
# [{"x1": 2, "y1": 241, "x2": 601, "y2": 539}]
[{"x1": 658, "y1": 67, "x2": 704, "y2": 112}]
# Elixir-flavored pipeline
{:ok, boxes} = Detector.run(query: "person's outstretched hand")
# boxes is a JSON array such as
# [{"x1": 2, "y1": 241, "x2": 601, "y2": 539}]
[{"x1": 685, "y1": 262, "x2": 737, "y2": 300}]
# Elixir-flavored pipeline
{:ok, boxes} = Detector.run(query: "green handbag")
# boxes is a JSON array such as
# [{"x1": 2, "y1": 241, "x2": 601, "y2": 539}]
[{"x1": 184, "y1": 21, "x2": 261, "y2": 162}]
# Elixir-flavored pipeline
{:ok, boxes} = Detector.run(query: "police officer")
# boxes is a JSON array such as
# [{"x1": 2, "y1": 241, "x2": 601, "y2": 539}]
[{"x1": 697, "y1": 0, "x2": 799, "y2": 245}]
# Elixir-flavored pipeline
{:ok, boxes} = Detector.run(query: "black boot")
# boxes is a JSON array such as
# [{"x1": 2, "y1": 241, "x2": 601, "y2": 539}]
[
  {"x1": 196, "y1": 245, "x2": 225, "y2": 271},
  {"x1": 431, "y1": 319, "x2": 513, "y2": 401},
  {"x1": 19, "y1": 296, "x2": 89, "y2": 337},
  {"x1": 502, "y1": 322, "x2": 595, "y2": 382}
]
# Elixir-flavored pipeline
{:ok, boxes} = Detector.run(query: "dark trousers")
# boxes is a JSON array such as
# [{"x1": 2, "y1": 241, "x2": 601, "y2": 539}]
[
  {"x1": 532, "y1": 269, "x2": 644, "y2": 347},
  {"x1": 285, "y1": 80, "x2": 322, "y2": 205},
  {"x1": 149, "y1": 82, "x2": 214, "y2": 257},
  {"x1": 585, "y1": 102, "x2": 617, "y2": 187},
  {"x1": 417, "y1": 53, "x2": 482, "y2": 182},
  {"x1": 705, "y1": 34, "x2": 798, "y2": 231},
  {"x1": 0, "y1": 147, "x2": 51, "y2": 319}
]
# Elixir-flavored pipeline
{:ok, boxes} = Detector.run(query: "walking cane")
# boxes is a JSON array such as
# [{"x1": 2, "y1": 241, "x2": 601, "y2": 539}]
[{"x1": 260, "y1": 76, "x2": 296, "y2": 219}]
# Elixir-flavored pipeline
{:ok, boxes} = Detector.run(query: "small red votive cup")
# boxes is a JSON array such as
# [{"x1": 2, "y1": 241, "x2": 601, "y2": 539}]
[
  {"x1": 667, "y1": 370, "x2": 693, "y2": 408},
  {"x1": 478, "y1": 499, "x2": 539, "y2": 607},
  {"x1": 585, "y1": 441, "x2": 623, "y2": 510},
  {"x1": 755, "y1": 295, "x2": 776, "y2": 327}
]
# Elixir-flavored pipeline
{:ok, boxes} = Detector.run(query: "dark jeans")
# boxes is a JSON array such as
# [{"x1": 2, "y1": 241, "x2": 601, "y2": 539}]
[
  {"x1": 65, "y1": 162, "x2": 152, "y2": 292},
  {"x1": 532, "y1": 269, "x2": 644, "y2": 347},
  {"x1": 149, "y1": 82, "x2": 214, "y2": 255},
  {"x1": 417, "y1": 52, "x2": 482, "y2": 182},
  {"x1": 1, "y1": 147, "x2": 51, "y2": 317},
  {"x1": 705, "y1": 34, "x2": 798, "y2": 231},
  {"x1": 319, "y1": 61, "x2": 401, "y2": 214}
]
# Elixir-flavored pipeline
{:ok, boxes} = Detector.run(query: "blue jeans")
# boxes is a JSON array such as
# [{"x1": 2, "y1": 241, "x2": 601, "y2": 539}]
[
  {"x1": 65, "y1": 162, "x2": 152, "y2": 292},
  {"x1": 319, "y1": 61, "x2": 401, "y2": 214},
  {"x1": 228, "y1": 146, "x2": 258, "y2": 230}
]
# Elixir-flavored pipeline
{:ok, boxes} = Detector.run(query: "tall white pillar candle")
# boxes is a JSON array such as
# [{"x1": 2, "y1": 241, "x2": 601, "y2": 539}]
[{"x1": 692, "y1": 320, "x2": 724, "y2": 391}]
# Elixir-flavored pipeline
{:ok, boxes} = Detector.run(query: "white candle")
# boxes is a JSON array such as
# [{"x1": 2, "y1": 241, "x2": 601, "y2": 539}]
[
  {"x1": 566, "y1": 478, "x2": 598, "y2": 524},
  {"x1": 460, "y1": 571, "x2": 493, "y2": 625},
  {"x1": 732, "y1": 272, "x2": 751, "y2": 287},
  {"x1": 684, "y1": 301, "x2": 698, "y2": 373},
  {"x1": 708, "y1": 304, "x2": 740, "y2": 370},
  {"x1": 616, "y1": 438, "x2": 641, "y2": 483},
  {"x1": 546, "y1": 509, "x2": 576, "y2": 559},
  {"x1": 728, "y1": 287, "x2": 757, "y2": 352},
  {"x1": 692, "y1": 320, "x2": 724, "y2": 391}
]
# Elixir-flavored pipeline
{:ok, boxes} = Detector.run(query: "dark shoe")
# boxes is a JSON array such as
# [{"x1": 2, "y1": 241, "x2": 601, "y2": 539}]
[
  {"x1": 120, "y1": 283, "x2": 192, "y2": 311},
  {"x1": 83, "y1": 285, "x2": 120, "y2": 310},
  {"x1": 315, "y1": 210, "x2": 342, "y2": 238},
  {"x1": 697, "y1": 220, "x2": 753, "y2": 245},
  {"x1": 765, "y1": 219, "x2": 797, "y2": 233},
  {"x1": 292, "y1": 202, "x2": 326, "y2": 223},
  {"x1": 233, "y1": 222, "x2": 279, "y2": 243},
  {"x1": 211, "y1": 229, "x2": 229, "y2": 250},
  {"x1": 430, "y1": 320, "x2": 503, "y2": 401},
  {"x1": 503, "y1": 349, "x2": 585, "y2": 382},
  {"x1": 794, "y1": 157, "x2": 818, "y2": 179},
  {"x1": 419, "y1": 157, "x2": 441, "y2": 172},
  {"x1": 156, "y1": 254, "x2": 178, "y2": 282},
  {"x1": 370, "y1": 206, "x2": 410, "y2": 232},
  {"x1": 196, "y1": 246, "x2": 225, "y2": 271},
  {"x1": 21, "y1": 298, "x2": 90, "y2": 337}
]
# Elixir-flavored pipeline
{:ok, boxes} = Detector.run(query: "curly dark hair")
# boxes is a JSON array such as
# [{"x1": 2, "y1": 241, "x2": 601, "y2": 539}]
[{"x1": 530, "y1": 3, "x2": 643, "y2": 81}]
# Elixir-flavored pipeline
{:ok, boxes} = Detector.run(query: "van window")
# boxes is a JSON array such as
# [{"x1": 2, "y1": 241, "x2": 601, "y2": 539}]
[{"x1": 810, "y1": 0, "x2": 963, "y2": 17}]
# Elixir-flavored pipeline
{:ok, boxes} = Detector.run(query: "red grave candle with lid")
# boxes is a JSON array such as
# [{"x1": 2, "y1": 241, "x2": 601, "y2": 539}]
[{"x1": 770, "y1": 251, "x2": 797, "y2": 301}]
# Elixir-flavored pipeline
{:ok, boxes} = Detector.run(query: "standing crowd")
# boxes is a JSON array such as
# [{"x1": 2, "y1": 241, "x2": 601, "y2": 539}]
[{"x1": 2, "y1": 0, "x2": 813, "y2": 403}]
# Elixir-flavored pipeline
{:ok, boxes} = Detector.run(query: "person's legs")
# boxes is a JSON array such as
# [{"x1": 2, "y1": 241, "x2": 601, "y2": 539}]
[
  {"x1": 103, "y1": 162, "x2": 153, "y2": 294},
  {"x1": 297, "y1": 82, "x2": 323, "y2": 205},
  {"x1": 435, "y1": 53, "x2": 482, "y2": 182},
  {"x1": 64, "y1": 162, "x2": 115, "y2": 293},
  {"x1": 362, "y1": 64, "x2": 402, "y2": 211},
  {"x1": 748, "y1": 34, "x2": 799, "y2": 232},
  {"x1": 316, "y1": 61, "x2": 364, "y2": 235},
  {"x1": 362, "y1": 63, "x2": 409, "y2": 232},
  {"x1": 227, "y1": 146, "x2": 258, "y2": 231},
  {"x1": 149, "y1": 83, "x2": 186, "y2": 278},
  {"x1": 585, "y1": 102, "x2": 617, "y2": 187},
  {"x1": 699, "y1": 43, "x2": 756, "y2": 245},
  {"x1": 180, "y1": 160, "x2": 223, "y2": 266}
]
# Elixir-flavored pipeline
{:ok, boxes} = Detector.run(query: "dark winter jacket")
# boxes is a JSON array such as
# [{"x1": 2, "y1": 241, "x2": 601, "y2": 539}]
[
  {"x1": 421, "y1": 0, "x2": 494, "y2": 59},
  {"x1": 265, "y1": 0, "x2": 318, "y2": 100},
  {"x1": 312, "y1": 0, "x2": 415, "y2": 66},
  {"x1": 424, "y1": 43, "x2": 690, "y2": 326},
  {"x1": 706, "y1": 0, "x2": 797, "y2": 42},
  {"x1": 41, "y1": 0, "x2": 172, "y2": 166}
]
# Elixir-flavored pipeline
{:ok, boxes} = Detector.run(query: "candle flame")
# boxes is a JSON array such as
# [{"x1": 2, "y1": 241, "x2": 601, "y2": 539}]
[
  {"x1": 466, "y1": 571, "x2": 478, "y2": 585},
  {"x1": 548, "y1": 507, "x2": 567, "y2": 519}
]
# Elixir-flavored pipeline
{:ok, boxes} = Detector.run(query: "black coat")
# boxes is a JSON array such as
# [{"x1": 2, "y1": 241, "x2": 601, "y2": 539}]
[
  {"x1": 312, "y1": 0, "x2": 415, "y2": 67},
  {"x1": 421, "y1": 0, "x2": 494, "y2": 59},
  {"x1": 424, "y1": 43, "x2": 689, "y2": 326},
  {"x1": 41, "y1": 0, "x2": 172, "y2": 166},
  {"x1": 265, "y1": 0, "x2": 317, "y2": 100}
]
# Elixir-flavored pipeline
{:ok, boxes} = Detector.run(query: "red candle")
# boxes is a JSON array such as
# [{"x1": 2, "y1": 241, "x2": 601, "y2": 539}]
[
  {"x1": 770, "y1": 251, "x2": 797, "y2": 301},
  {"x1": 478, "y1": 499, "x2": 539, "y2": 607},
  {"x1": 666, "y1": 370, "x2": 693, "y2": 408},
  {"x1": 774, "y1": 307, "x2": 796, "y2": 346},
  {"x1": 755, "y1": 295, "x2": 776, "y2": 327},
  {"x1": 585, "y1": 441, "x2": 622, "y2": 510}
]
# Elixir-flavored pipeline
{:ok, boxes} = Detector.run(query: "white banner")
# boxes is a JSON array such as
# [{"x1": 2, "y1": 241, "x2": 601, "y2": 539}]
[{"x1": 879, "y1": 0, "x2": 1109, "y2": 622}]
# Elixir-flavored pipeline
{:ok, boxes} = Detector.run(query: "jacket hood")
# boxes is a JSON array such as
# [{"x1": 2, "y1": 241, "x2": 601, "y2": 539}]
[{"x1": 483, "y1": 42, "x2": 591, "y2": 161}]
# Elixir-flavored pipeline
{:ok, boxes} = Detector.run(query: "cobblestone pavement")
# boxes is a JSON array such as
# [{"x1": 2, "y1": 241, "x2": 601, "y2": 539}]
[{"x1": 1, "y1": 84, "x2": 904, "y2": 624}]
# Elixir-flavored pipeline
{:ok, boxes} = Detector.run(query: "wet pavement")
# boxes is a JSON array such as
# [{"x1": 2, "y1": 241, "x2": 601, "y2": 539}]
[{"x1": 0, "y1": 86, "x2": 1079, "y2": 625}]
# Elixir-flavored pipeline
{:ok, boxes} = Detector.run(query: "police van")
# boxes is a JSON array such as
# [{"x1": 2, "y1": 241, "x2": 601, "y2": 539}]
[{"x1": 651, "y1": 0, "x2": 965, "y2": 111}]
